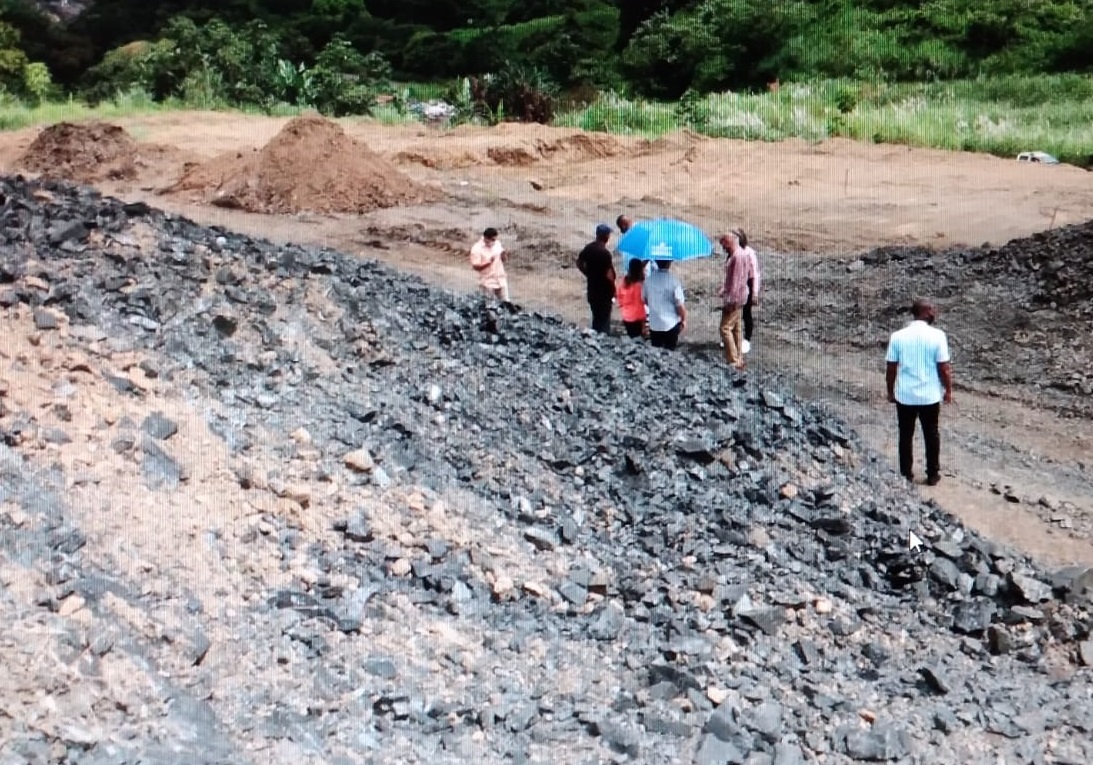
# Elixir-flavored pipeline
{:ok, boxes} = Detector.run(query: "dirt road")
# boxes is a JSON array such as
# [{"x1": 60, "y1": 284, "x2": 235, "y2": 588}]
[{"x1": 2, "y1": 110, "x2": 1091, "y2": 566}]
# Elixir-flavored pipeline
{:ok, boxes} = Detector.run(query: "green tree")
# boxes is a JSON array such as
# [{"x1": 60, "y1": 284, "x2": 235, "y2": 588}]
[
  {"x1": 309, "y1": 34, "x2": 391, "y2": 115},
  {"x1": 0, "y1": 19, "x2": 29, "y2": 94}
]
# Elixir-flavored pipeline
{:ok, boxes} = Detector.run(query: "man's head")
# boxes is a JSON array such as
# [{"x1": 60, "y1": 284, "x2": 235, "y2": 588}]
[
  {"x1": 616, "y1": 215, "x2": 632, "y2": 234},
  {"x1": 655, "y1": 259, "x2": 672, "y2": 271},
  {"x1": 911, "y1": 298, "x2": 936, "y2": 323},
  {"x1": 595, "y1": 223, "x2": 612, "y2": 242},
  {"x1": 483, "y1": 227, "x2": 498, "y2": 243},
  {"x1": 718, "y1": 232, "x2": 738, "y2": 252}
]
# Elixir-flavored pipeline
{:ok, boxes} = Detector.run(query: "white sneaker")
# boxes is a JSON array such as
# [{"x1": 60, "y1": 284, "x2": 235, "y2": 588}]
[{"x1": 742, "y1": 339, "x2": 751, "y2": 355}]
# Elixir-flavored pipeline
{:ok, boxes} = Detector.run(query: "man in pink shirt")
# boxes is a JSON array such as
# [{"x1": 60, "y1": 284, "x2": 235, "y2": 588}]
[
  {"x1": 718, "y1": 231, "x2": 753, "y2": 370},
  {"x1": 469, "y1": 227, "x2": 509, "y2": 301},
  {"x1": 733, "y1": 228, "x2": 760, "y2": 352}
]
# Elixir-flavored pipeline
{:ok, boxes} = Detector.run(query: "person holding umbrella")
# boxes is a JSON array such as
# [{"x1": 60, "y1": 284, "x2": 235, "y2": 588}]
[
  {"x1": 576, "y1": 223, "x2": 617, "y2": 334},
  {"x1": 642, "y1": 259, "x2": 687, "y2": 349},
  {"x1": 618, "y1": 218, "x2": 714, "y2": 349}
]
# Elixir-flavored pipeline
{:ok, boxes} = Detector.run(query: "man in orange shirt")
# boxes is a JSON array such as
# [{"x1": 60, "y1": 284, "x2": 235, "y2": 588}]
[{"x1": 469, "y1": 227, "x2": 509, "y2": 301}]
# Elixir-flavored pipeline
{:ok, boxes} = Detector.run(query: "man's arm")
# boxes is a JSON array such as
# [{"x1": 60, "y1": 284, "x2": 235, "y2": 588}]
[
  {"x1": 576, "y1": 246, "x2": 588, "y2": 275},
  {"x1": 886, "y1": 361, "x2": 898, "y2": 403},
  {"x1": 938, "y1": 361, "x2": 953, "y2": 403},
  {"x1": 470, "y1": 243, "x2": 494, "y2": 271}
]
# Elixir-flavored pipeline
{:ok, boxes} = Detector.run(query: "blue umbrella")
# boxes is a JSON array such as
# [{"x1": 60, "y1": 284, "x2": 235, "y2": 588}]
[{"x1": 617, "y1": 218, "x2": 713, "y2": 267}]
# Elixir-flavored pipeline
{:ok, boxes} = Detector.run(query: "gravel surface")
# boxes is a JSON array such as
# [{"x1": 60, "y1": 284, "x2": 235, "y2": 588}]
[{"x1": 0, "y1": 176, "x2": 1091, "y2": 764}]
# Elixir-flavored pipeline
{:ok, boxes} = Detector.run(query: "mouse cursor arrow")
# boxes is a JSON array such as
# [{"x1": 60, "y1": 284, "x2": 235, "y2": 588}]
[{"x1": 908, "y1": 531, "x2": 923, "y2": 552}]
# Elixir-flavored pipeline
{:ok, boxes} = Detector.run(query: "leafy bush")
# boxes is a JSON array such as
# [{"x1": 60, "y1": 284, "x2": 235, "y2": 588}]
[
  {"x1": 477, "y1": 64, "x2": 557, "y2": 123},
  {"x1": 79, "y1": 16, "x2": 393, "y2": 116},
  {"x1": 309, "y1": 36, "x2": 393, "y2": 117},
  {"x1": 22, "y1": 61, "x2": 53, "y2": 104}
]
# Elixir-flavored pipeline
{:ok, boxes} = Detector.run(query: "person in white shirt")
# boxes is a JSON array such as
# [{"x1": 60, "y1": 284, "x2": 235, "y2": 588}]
[
  {"x1": 469, "y1": 227, "x2": 509, "y2": 301},
  {"x1": 641, "y1": 260, "x2": 687, "y2": 350},
  {"x1": 885, "y1": 298, "x2": 954, "y2": 485}
]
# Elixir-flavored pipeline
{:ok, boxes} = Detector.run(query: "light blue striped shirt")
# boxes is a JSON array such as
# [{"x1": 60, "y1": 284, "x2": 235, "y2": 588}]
[
  {"x1": 886, "y1": 321, "x2": 951, "y2": 405},
  {"x1": 641, "y1": 270, "x2": 685, "y2": 332}
]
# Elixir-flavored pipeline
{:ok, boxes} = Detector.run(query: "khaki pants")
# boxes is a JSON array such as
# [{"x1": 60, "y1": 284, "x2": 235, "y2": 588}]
[
  {"x1": 719, "y1": 305, "x2": 744, "y2": 366},
  {"x1": 480, "y1": 282, "x2": 510, "y2": 301}
]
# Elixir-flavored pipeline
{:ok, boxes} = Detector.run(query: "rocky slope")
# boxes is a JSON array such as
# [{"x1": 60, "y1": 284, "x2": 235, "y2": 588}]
[
  {"x1": 765, "y1": 221, "x2": 1093, "y2": 417},
  {"x1": 1, "y1": 175, "x2": 1091, "y2": 764}
]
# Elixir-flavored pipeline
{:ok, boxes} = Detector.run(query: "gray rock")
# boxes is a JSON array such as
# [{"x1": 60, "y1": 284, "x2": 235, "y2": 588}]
[
  {"x1": 1010, "y1": 573, "x2": 1053, "y2": 604},
  {"x1": 142, "y1": 412, "x2": 179, "y2": 440},
  {"x1": 840, "y1": 721, "x2": 912, "y2": 760},
  {"x1": 695, "y1": 733, "x2": 745, "y2": 765},
  {"x1": 32, "y1": 308, "x2": 58, "y2": 330}
]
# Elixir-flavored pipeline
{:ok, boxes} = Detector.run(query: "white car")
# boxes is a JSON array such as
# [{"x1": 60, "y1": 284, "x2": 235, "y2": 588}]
[{"x1": 1016, "y1": 151, "x2": 1060, "y2": 164}]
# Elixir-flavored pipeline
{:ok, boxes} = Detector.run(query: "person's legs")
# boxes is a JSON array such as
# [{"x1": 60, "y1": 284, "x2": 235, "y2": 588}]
[
  {"x1": 649, "y1": 330, "x2": 667, "y2": 348},
  {"x1": 896, "y1": 403, "x2": 918, "y2": 480},
  {"x1": 663, "y1": 323, "x2": 681, "y2": 350},
  {"x1": 719, "y1": 307, "x2": 742, "y2": 364},
  {"x1": 732, "y1": 314, "x2": 745, "y2": 367},
  {"x1": 920, "y1": 403, "x2": 941, "y2": 482},
  {"x1": 623, "y1": 320, "x2": 644, "y2": 338},
  {"x1": 498, "y1": 281, "x2": 510, "y2": 302},
  {"x1": 743, "y1": 286, "x2": 754, "y2": 342},
  {"x1": 590, "y1": 299, "x2": 612, "y2": 333}
]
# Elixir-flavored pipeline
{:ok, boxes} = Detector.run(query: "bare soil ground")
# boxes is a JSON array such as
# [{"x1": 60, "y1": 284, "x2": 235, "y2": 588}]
[{"x1": 2, "y1": 110, "x2": 1092, "y2": 570}]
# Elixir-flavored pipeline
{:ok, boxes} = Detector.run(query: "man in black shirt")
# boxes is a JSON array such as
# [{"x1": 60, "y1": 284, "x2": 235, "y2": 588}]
[{"x1": 576, "y1": 223, "x2": 617, "y2": 334}]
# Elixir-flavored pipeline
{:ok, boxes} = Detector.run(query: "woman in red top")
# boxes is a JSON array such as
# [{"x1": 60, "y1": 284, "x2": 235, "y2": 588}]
[{"x1": 616, "y1": 258, "x2": 648, "y2": 338}]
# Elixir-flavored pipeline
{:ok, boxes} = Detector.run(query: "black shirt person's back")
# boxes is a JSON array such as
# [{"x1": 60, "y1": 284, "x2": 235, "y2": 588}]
[{"x1": 577, "y1": 241, "x2": 616, "y2": 300}]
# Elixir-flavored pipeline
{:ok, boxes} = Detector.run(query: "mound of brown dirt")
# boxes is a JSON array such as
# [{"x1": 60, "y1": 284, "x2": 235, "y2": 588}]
[
  {"x1": 488, "y1": 133, "x2": 626, "y2": 167},
  {"x1": 170, "y1": 115, "x2": 438, "y2": 214},
  {"x1": 18, "y1": 121, "x2": 141, "y2": 182}
]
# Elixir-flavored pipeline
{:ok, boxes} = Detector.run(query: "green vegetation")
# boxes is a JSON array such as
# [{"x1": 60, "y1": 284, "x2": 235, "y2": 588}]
[
  {"x1": 0, "y1": 1, "x2": 1089, "y2": 164},
  {"x1": 559, "y1": 75, "x2": 1093, "y2": 166}
]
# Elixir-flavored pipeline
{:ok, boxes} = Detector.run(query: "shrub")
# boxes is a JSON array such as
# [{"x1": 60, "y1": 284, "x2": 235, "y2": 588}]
[
  {"x1": 477, "y1": 63, "x2": 557, "y2": 124},
  {"x1": 309, "y1": 36, "x2": 393, "y2": 117}
]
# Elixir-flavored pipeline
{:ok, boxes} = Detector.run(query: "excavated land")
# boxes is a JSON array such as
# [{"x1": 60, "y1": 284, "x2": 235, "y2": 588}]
[{"x1": 0, "y1": 112, "x2": 1092, "y2": 764}]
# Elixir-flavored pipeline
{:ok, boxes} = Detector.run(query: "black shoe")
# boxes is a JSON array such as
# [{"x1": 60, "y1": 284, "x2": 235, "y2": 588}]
[
  {"x1": 901, "y1": 473, "x2": 914, "y2": 483},
  {"x1": 926, "y1": 475, "x2": 941, "y2": 486}
]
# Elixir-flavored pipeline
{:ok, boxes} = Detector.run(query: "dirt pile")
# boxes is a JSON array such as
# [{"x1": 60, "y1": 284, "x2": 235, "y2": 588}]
[
  {"x1": 169, "y1": 115, "x2": 438, "y2": 214},
  {"x1": 396, "y1": 130, "x2": 627, "y2": 169},
  {"x1": 17, "y1": 121, "x2": 142, "y2": 182}
]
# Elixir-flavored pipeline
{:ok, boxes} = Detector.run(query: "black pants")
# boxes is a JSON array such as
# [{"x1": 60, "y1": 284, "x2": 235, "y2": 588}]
[
  {"x1": 897, "y1": 402, "x2": 940, "y2": 480},
  {"x1": 743, "y1": 284, "x2": 755, "y2": 341},
  {"x1": 649, "y1": 323, "x2": 681, "y2": 350},
  {"x1": 589, "y1": 298, "x2": 612, "y2": 334},
  {"x1": 623, "y1": 320, "x2": 644, "y2": 338}
]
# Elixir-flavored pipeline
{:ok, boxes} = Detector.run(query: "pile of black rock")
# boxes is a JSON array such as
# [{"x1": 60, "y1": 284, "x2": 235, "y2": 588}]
[
  {"x1": 1, "y1": 175, "x2": 1091, "y2": 764},
  {"x1": 770, "y1": 220, "x2": 1093, "y2": 411}
]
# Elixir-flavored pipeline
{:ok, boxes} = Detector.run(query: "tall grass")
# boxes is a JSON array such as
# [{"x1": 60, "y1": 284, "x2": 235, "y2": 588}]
[{"x1": 557, "y1": 74, "x2": 1093, "y2": 167}]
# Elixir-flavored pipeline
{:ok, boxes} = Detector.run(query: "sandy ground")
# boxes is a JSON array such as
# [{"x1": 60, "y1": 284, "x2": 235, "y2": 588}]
[{"x1": 2, "y1": 110, "x2": 1092, "y2": 568}]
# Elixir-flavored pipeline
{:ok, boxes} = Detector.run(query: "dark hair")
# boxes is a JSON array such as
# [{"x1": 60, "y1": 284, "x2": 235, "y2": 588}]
[
  {"x1": 616, "y1": 214, "x2": 627, "y2": 227},
  {"x1": 624, "y1": 258, "x2": 646, "y2": 285},
  {"x1": 732, "y1": 228, "x2": 748, "y2": 247},
  {"x1": 483, "y1": 227, "x2": 498, "y2": 239},
  {"x1": 655, "y1": 259, "x2": 672, "y2": 270}
]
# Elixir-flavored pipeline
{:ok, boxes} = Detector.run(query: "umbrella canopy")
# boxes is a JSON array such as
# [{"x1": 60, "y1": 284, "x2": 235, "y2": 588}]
[{"x1": 617, "y1": 218, "x2": 714, "y2": 265}]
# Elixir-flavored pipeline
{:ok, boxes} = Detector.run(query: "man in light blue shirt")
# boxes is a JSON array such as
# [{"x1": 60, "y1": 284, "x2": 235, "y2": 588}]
[
  {"x1": 641, "y1": 260, "x2": 687, "y2": 350},
  {"x1": 885, "y1": 298, "x2": 954, "y2": 485}
]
